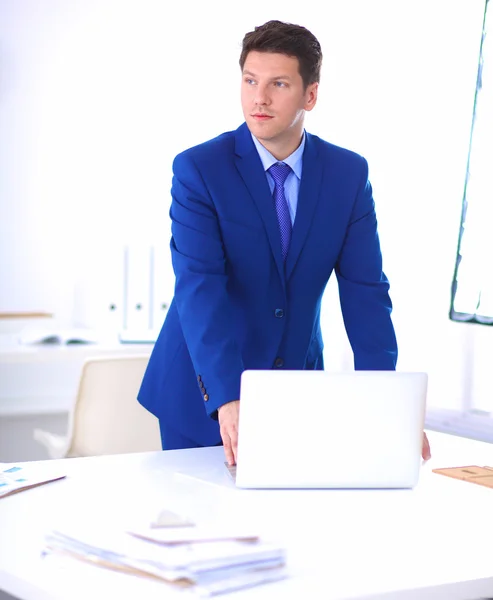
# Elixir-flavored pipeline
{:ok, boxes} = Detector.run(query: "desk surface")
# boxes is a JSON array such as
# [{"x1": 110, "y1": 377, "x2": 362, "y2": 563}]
[
  {"x1": 1, "y1": 431, "x2": 492, "y2": 600},
  {"x1": 0, "y1": 340, "x2": 153, "y2": 364}
]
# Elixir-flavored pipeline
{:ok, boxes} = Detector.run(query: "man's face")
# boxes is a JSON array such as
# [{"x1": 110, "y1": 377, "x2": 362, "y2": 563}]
[{"x1": 241, "y1": 51, "x2": 318, "y2": 143}]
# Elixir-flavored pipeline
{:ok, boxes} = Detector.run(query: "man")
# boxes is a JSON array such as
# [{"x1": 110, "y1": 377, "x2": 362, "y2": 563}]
[{"x1": 138, "y1": 20, "x2": 431, "y2": 464}]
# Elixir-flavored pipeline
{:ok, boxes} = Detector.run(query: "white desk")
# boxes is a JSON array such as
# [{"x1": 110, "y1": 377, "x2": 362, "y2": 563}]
[
  {"x1": 0, "y1": 340, "x2": 153, "y2": 365},
  {"x1": 1, "y1": 431, "x2": 492, "y2": 600}
]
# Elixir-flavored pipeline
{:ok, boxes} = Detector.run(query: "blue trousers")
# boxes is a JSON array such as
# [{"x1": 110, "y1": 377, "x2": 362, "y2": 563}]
[{"x1": 159, "y1": 422, "x2": 223, "y2": 450}]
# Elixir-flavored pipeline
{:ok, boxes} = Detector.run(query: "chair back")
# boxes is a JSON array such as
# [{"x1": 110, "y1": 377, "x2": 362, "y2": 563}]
[{"x1": 67, "y1": 354, "x2": 161, "y2": 457}]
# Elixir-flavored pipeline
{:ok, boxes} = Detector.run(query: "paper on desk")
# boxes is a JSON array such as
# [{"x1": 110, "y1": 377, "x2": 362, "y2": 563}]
[
  {"x1": 46, "y1": 528, "x2": 282, "y2": 574},
  {"x1": 193, "y1": 564, "x2": 287, "y2": 597},
  {"x1": 129, "y1": 525, "x2": 259, "y2": 545},
  {"x1": 18, "y1": 327, "x2": 99, "y2": 345},
  {"x1": 0, "y1": 464, "x2": 66, "y2": 499},
  {"x1": 150, "y1": 508, "x2": 195, "y2": 528},
  {"x1": 44, "y1": 526, "x2": 287, "y2": 595},
  {"x1": 44, "y1": 546, "x2": 286, "y2": 597},
  {"x1": 433, "y1": 465, "x2": 493, "y2": 489}
]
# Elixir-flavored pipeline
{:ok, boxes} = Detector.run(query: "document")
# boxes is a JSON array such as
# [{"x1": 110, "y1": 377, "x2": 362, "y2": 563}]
[
  {"x1": 433, "y1": 465, "x2": 493, "y2": 489},
  {"x1": 0, "y1": 464, "x2": 66, "y2": 498},
  {"x1": 129, "y1": 525, "x2": 259, "y2": 545},
  {"x1": 43, "y1": 525, "x2": 287, "y2": 596}
]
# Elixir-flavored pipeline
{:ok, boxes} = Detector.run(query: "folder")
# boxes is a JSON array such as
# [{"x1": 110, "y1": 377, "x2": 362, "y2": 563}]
[
  {"x1": 150, "y1": 244, "x2": 173, "y2": 332},
  {"x1": 432, "y1": 465, "x2": 493, "y2": 489},
  {"x1": 124, "y1": 244, "x2": 152, "y2": 332},
  {"x1": 0, "y1": 464, "x2": 66, "y2": 499}
]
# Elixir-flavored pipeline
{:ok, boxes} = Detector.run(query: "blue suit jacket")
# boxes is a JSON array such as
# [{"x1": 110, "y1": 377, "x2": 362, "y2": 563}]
[{"x1": 138, "y1": 122, "x2": 397, "y2": 447}]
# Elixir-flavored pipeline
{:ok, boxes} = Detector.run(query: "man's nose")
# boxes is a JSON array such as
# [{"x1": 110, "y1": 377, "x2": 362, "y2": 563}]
[{"x1": 254, "y1": 84, "x2": 270, "y2": 106}]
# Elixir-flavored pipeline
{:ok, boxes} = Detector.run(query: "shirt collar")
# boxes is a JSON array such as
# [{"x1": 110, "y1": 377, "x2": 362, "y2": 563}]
[{"x1": 251, "y1": 131, "x2": 305, "y2": 180}]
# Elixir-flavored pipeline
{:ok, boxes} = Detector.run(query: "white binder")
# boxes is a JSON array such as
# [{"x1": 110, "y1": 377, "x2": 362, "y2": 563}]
[
  {"x1": 122, "y1": 244, "x2": 152, "y2": 335},
  {"x1": 150, "y1": 243, "x2": 173, "y2": 332}
]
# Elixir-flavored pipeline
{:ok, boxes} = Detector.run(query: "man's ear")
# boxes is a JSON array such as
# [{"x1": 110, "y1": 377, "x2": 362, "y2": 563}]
[{"x1": 304, "y1": 82, "x2": 318, "y2": 112}]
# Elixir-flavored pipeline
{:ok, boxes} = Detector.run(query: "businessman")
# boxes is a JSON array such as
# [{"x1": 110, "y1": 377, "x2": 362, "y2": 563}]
[{"x1": 138, "y1": 20, "x2": 431, "y2": 464}]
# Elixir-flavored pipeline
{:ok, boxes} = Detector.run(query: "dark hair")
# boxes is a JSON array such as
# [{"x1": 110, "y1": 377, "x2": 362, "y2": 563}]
[{"x1": 239, "y1": 20, "x2": 322, "y2": 89}]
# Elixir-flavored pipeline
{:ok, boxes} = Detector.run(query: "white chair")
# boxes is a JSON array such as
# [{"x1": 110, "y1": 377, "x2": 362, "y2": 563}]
[{"x1": 34, "y1": 354, "x2": 161, "y2": 458}]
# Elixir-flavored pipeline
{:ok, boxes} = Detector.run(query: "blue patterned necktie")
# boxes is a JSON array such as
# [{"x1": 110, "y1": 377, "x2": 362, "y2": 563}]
[{"x1": 268, "y1": 162, "x2": 292, "y2": 261}]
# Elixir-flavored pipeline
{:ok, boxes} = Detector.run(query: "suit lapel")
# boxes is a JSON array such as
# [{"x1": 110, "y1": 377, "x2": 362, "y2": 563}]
[
  {"x1": 234, "y1": 123, "x2": 285, "y2": 284},
  {"x1": 285, "y1": 133, "x2": 323, "y2": 280}
]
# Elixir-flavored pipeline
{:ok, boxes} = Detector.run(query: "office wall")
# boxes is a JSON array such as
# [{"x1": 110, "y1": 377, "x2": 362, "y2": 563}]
[{"x1": 1, "y1": 0, "x2": 491, "y2": 413}]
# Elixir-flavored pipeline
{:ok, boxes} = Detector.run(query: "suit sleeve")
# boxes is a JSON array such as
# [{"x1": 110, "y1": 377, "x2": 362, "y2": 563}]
[
  {"x1": 335, "y1": 157, "x2": 398, "y2": 370},
  {"x1": 170, "y1": 151, "x2": 244, "y2": 417}
]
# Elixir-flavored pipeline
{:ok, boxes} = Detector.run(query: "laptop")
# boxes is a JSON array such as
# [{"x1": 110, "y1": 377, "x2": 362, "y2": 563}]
[{"x1": 234, "y1": 370, "x2": 428, "y2": 489}]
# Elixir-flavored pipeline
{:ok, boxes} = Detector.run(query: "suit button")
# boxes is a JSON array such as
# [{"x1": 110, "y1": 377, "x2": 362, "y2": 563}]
[
  {"x1": 274, "y1": 357, "x2": 284, "y2": 368},
  {"x1": 274, "y1": 308, "x2": 284, "y2": 318},
  {"x1": 197, "y1": 375, "x2": 202, "y2": 382},
  {"x1": 204, "y1": 394, "x2": 209, "y2": 401}
]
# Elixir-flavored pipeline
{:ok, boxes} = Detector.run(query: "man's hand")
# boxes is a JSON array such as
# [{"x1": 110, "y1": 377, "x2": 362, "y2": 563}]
[
  {"x1": 218, "y1": 400, "x2": 240, "y2": 466},
  {"x1": 422, "y1": 432, "x2": 431, "y2": 461}
]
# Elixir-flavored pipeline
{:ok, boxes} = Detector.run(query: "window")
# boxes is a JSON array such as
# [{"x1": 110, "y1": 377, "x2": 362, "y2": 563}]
[
  {"x1": 450, "y1": 0, "x2": 493, "y2": 325},
  {"x1": 426, "y1": 0, "x2": 493, "y2": 442}
]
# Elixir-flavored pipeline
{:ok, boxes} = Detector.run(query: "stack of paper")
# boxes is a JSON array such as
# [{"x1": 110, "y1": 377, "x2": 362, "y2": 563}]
[{"x1": 43, "y1": 525, "x2": 287, "y2": 596}]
